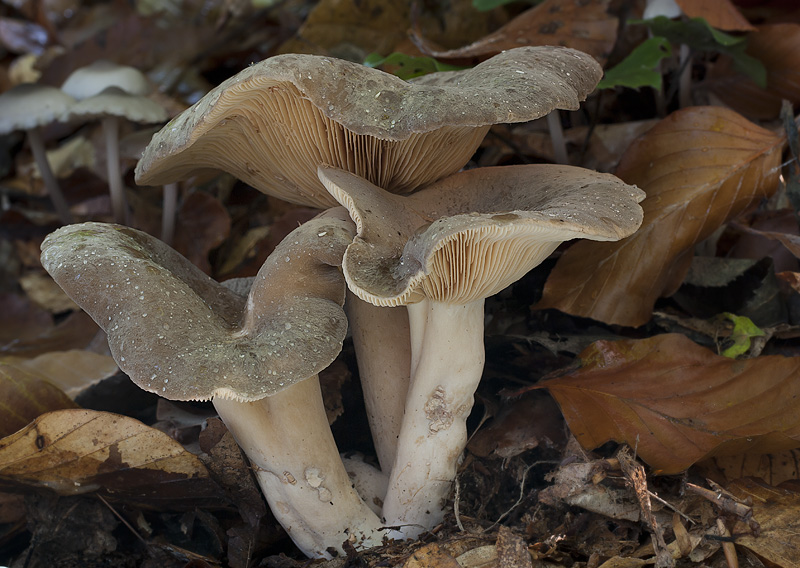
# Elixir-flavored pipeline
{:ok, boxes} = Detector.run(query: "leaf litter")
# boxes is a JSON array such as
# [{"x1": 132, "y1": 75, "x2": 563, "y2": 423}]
[{"x1": 2, "y1": 0, "x2": 800, "y2": 566}]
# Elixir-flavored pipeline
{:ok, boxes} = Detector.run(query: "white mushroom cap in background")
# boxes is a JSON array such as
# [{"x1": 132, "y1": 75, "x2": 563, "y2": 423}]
[
  {"x1": 319, "y1": 165, "x2": 646, "y2": 307},
  {"x1": 0, "y1": 83, "x2": 76, "y2": 134},
  {"x1": 65, "y1": 86, "x2": 168, "y2": 124},
  {"x1": 135, "y1": 46, "x2": 603, "y2": 209},
  {"x1": 61, "y1": 60, "x2": 151, "y2": 100}
]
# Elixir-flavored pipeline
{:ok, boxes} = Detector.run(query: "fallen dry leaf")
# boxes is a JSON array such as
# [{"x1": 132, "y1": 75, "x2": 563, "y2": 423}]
[
  {"x1": 278, "y1": 0, "x2": 411, "y2": 59},
  {"x1": 675, "y1": 0, "x2": 755, "y2": 31},
  {"x1": 0, "y1": 357, "x2": 78, "y2": 438},
  {"x1": 702, "y1": 450, "x2": 800, "y2": 486},
  {"x1": 14, "y1": 350, "x2": 119, "y2": 398},
  {"x1": 732, "y1": 214, "x2": 800, "y2": 265},
  {"x1": 173, "y1": 190, "x2": 231, "y2": 275},
  {"x1": 542, "y1": 333, "x2": 800, "y2": 474},
  {"x1": 0, "y1": 292, "x2": 52, "y2": 346},
  {"x1": 467, "y1": 392, "x2": 565, "y2": 459},
  {"x1": 536, "y1": 106, "x2": 784, "y2": 327},
  {"x1": 727, "y1": 477, "x2": 800, "y2": 564},
  {"x1": 707, "y1": 23, "x2": 800, "y2": 119},
  {"x1": 1, "y1": 311, "x2": 105, "y2": 359},
  {"x1": 0, "y1": 409, "x2": 227, "y2": 508},
  {"x1": 403, "y1": 542, "x2": 461, "y2": 568},
  {"x1": 411, "y1": 0, "x2": 618, "y2": 65},
  {"x1": 278, "y1": 0, "x2": 505, "y2": 61}
]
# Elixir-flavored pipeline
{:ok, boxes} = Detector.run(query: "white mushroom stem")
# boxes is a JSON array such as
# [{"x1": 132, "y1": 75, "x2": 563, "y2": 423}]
[
  {"x1": 546, "y1": 110, "x2": 569, "y2": 165},
  {"x1": 213, "y1": 375, "x2": 387, "y2": 558},
  {"x1": 101, "y1": 115, "x2": 129, "y2": 224},
  {"x1": 26, "y1": 127, "x2": 73, "y2": 224},
  {"x1": 342, "y1": 455, "x2": 389, "y2": 516},
  {"x1": 346, "y1": 292, "x2": 411, "y2": 473},
  {"x1": 381, "y1": 298, "x2": 485, "y2": 538}
]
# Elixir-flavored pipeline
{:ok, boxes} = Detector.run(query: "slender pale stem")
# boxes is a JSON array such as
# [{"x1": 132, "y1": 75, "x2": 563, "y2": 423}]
[
  {"x1": 678, "y1": 44, "x2": 692, "y2": 109},
  {"x1": 161, "y1": 182, "x2": 179, "y2": 245},
  {"x1": 346, "y1": 292, "x2": 411, "y2": 473},
  {"x1": 382, "y1": 299, "x2": 485, "y2": 538},
  {"x1": 546, "y1": 110, "x2": 568, "y2": 165},
  {"x1": 26, "y1": 127, "x2": 72, "y2": 224},
  {"x1": 213, "y1": 376, "x2": 386, "y2": 558},
  {"x1": 102, "y1": 116, "x2": 129, "y2": 224}
]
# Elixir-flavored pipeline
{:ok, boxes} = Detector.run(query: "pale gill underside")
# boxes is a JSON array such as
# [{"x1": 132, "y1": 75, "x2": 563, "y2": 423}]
[{"x1": 148, "y1": 82, "x2": 489, "y2": 208}]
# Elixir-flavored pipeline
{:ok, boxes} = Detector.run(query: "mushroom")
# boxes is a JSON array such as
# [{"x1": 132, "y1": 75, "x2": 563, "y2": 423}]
[
  {"x1": 61, "y1": 60, "x2": 151, "y2": 100},
  {"x1": 0, "y1": 83, "x2": 76, "y2": 224},
  {"x1": 318, "y1": 164, "x2": 646, "y2": 536},
  {"x1": 134, "y1": 47, "x2": 601, "y2": 209},
  {"x1": 133, "y1": 46, "x2": 604, "y2": 473},
  {"x1": 40, "y1": 211, "x2": 386, "y2": 558},
  {"x1": 65, "y1": 86, "x2": 168, "y2": 224}
]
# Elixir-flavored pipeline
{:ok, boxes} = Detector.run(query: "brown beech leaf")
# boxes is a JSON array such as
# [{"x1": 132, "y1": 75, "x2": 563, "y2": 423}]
[
  {"x1": 411, "y1": 0, "x2": 618, "y2": 65},
  {"x1": 0, "y1": 357, "x2": 78, "y2": 438},
  {"x1": 707, "y1": 24, "x2": 800, "y2": 119},
  {"x1": 728, "y1": 478, "x2": 800, "y2": 564},
  {"x1": 542, "y1": 333, "x2": 800, "y2": 474},
  {"x1": 0, "y1": 409, "x2": 227, "y2": 508},
  {"x1": 536, "y1": 106, "x2": 784, "y2": 327},
  {"x1": 675, "y1": 0, "x2": 755, "y2": 31}
]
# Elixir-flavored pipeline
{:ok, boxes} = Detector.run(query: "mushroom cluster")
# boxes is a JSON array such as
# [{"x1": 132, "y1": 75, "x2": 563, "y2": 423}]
[{"x1": 41, "y1": 47, "x2": 645, "y2": 558}]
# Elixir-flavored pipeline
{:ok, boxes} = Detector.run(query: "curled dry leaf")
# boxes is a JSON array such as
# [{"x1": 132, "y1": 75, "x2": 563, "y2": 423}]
[
  {"x1": 707, "y1": 24, "x2": 800, "y2": 119},
  {"x1": 536, "y1": 106, "x2": 784, "y2": 327},
  {"x1": 411, "y1": 0, "x2": 618, "y2": 65},
  {"x1": 0, "y1": 409, "x2": 226, "y2": 508},
  {"x1": 542, "y1": 333, "x2": 800, "y2": 474}
]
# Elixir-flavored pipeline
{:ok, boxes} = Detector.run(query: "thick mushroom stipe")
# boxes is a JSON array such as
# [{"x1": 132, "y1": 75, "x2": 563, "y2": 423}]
[{"x1": 135, "y1": 46, "x2": 602, "y2": 209}]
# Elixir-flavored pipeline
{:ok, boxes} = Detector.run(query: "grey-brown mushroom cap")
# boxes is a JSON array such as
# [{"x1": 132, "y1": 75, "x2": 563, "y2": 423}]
[
  {"x1": 319, "y1": 165, "x2": 645, "y2": 306},
  {"x1": 41, "y1": 216, "x2": 355, "y2": 402},
  {"x1": 134, "y1": 46, "x2": 602, "y2": 208},
  {"x1": 0, "y1": 84, "x2": 76, "y2": 134},
  {"x1": 62, "y1": 60, "x2": 151, "y2": 100},
  {"x1": 65, "y1": 86, "x2": 168, "y2": 124}
]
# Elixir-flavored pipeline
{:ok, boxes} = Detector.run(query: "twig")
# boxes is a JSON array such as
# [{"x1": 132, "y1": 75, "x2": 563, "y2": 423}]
[{"x1": 96, "y1": 494, "x2": 148, "y2": 546}]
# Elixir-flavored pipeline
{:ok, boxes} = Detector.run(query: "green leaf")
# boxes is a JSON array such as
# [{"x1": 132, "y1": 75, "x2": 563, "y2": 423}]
[
  {"x1": 721, "y1": 312, "x2": 765, "y2": 358},
  {"x1": 634, "y1": 16, "x2": 767, "y2": 87},
  {"x1": 363, "y1": 53, "x2": 466, "y2": 80},
  {"x1": 597, "y1": 36, "x2": 672, "y2": 89}
]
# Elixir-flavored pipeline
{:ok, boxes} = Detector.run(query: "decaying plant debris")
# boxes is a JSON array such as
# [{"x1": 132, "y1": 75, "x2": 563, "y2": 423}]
[{"x1": 1, "y1": 0, "x2": 800, "y2": 567}]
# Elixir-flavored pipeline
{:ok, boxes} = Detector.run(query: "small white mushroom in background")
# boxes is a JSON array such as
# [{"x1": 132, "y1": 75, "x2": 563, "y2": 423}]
[
  {"x1": 119, "y1": 127, "x2": 180, "y2": 245},
  {"x1": 61, "y1": 60, "x2": 151, "y2": 100},
  {"x1": 0, "y1": 83, "x2": 76, "y2": 224},
  {"x1": 62, "y1": 61, "x2": 166, "y2": 225}
]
